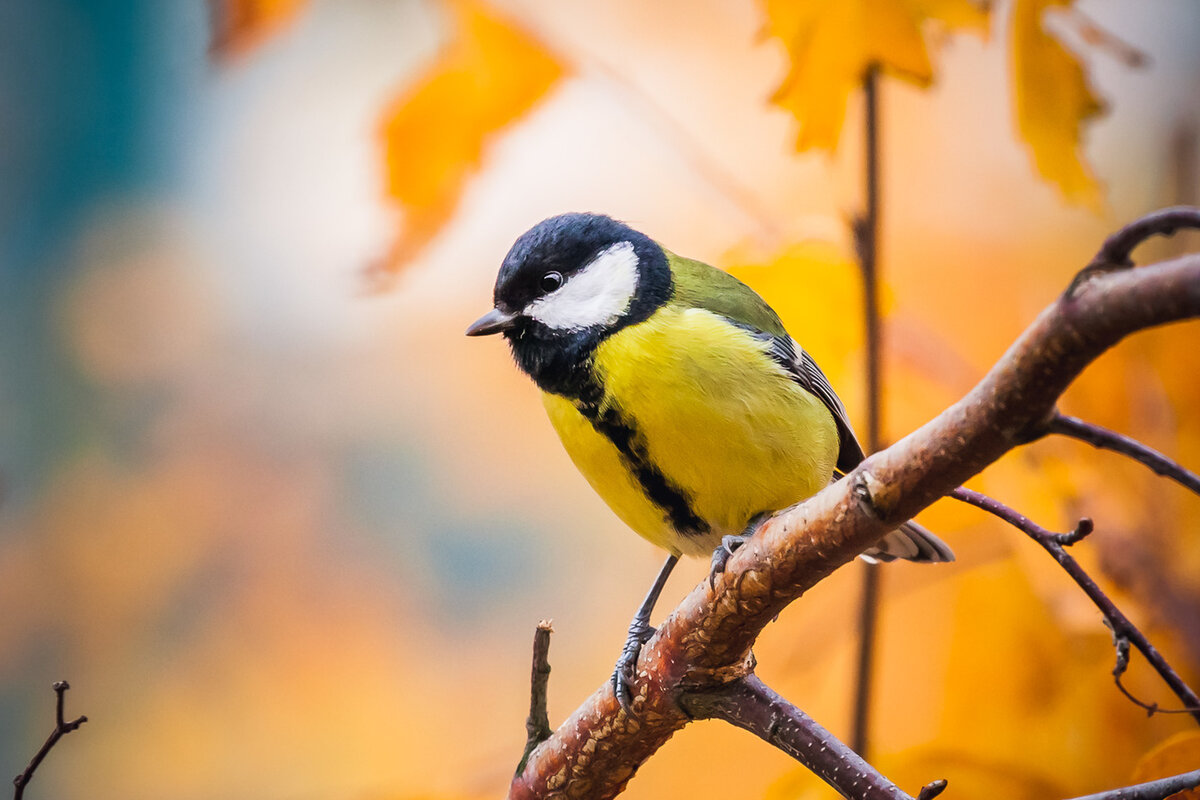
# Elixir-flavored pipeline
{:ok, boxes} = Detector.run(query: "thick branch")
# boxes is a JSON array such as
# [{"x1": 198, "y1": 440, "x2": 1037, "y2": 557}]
[{"x1": 511, "y1": 246, "x2": 1200, "y2": 799}]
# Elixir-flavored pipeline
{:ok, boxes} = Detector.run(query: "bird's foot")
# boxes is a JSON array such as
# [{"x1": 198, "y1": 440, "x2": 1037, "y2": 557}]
[
  {"x1": 708, "y1": 514, "x2": 770, "y2": 588},
  {"x1": 612, "y1": 618, "x2": 656, "y2": 713},
  {"x1": 708, "y1": 534, "x2": 750, "y2": 588}
]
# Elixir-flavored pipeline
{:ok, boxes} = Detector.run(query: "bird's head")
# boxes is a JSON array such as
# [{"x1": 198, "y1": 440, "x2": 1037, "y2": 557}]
[{"x1": 466, "y1": 213, "x2": 671, "y2": 395}]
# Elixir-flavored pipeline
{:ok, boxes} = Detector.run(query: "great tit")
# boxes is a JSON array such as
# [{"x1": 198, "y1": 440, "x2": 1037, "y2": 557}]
[{"x1": 467, "y1": 212, "x2": 953, "y2": 709}]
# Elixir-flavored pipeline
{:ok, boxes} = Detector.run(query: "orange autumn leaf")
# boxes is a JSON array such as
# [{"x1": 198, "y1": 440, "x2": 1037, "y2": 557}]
[
  {"x1": 1131, "y1": 731, "x2": 1200, "y2": 799},
  {"x1": 1010, "y1": 0, "x2": 1106, "y2": 209},
  {"x1": 375, "y1": 0, "x2": 564, "y2": 278},
  {"x1": 208, "y1": 0, "x2": 308, "y2": 58},
  {"x1": 764, "y1": 0, "x2": 988, "y2": 150}
]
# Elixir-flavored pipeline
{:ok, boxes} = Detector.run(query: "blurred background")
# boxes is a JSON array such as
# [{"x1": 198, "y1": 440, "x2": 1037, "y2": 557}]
[{"x1": 1, "y1": 1, "x2": 1199, "y2": 798}]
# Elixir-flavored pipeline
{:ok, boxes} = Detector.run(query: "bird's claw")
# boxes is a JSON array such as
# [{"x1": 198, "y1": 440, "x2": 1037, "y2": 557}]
[
  {"x1": 708, "y1": 534, "x2": 750, "y2": 589},
  {"x1": 612, "y1": 619, "x2": 655, "y2": 713}
]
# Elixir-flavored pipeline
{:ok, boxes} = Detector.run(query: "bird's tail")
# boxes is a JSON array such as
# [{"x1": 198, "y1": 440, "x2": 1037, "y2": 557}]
[{"x1": 861, "y1": 520, "x2": 955, "y2": 564}]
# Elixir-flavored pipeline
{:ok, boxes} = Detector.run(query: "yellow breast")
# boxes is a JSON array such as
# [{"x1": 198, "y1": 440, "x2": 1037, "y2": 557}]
[{"x1": 542, "y1": 306, "x2": 839, "y2": 557}]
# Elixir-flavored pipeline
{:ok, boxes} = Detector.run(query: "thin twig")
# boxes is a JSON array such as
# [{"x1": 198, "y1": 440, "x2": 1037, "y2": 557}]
[
  {"x1": 1060, "y1": 6, "x2": 1150, "y2": 68},
  {"x1": 951, "y1": 488, "x2": 1200, "y2": 725},
  {"x1": 680, "y1": 675, "x2": 926, "y2": 800},
  {"x1": 517, "y1": 620, "x2": 555, "y2": 775},
  {"x1": 1069, "y1": 206, "x2": 1200, "y2": 295},
  {"x1": 1064, "y1": 768, "x2": 1200, "y2": 800},
  {"x1": 851, "y1": 60, "x2": 884, "y2": 762},
  {"x1": 1109, "y1": 630, "x2": 1199, "y2": 717},
  {"x1": 1045, "y1": 413, "x2": 1200, "y2": 496},
  {"x1": 13, "y1": 681, "x2": 88, "y2": 800}
]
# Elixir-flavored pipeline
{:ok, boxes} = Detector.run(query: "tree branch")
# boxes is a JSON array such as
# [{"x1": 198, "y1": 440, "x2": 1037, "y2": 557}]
[
  {"x1": 1068, "y1": 206, "x2": 1200, "y2": 295},
  {"x1": 510, "y1": 217, "x2": 1200, "y2": 799},
  {"x1": 680, "y1": 675, "x2": 926, "y2": 800},
  {"x1": 12, "y1": 681, "x2": 87, "y2": 800},
  {"x1": 1064, "y1": 768, "x2": 1200, "y2": 800},
  {"x1": 951, "y1": 487, "x2": 1200, "y2": 725},
  {"x1": 1043, "y1": 413, "x2": 1200, "y2": 495}
]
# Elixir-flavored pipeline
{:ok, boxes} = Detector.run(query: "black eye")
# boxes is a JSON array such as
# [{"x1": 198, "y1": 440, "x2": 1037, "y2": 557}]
[{"x1": 539, "y1": 271, "x2": 563, "y2": 293}]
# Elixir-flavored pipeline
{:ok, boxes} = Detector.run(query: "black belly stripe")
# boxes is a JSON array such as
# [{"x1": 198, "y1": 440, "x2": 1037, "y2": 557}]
[{"x1": 575, "y1": 398, "x2": 710, "y2": 537}]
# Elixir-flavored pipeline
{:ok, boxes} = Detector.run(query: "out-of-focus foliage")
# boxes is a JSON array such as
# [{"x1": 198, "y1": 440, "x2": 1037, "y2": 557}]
[
  {"x1": 376, "y1": 0, "x2": 565, "y2": 277},
  {"x1": 1010, "y1": 0, "x2": 1105, "y2": 209},
  {"x1": 208, "y1": 0, "x2": 309, "y2": 57},
  {"x1": 762, "y1": 0, "x2": 989, "y2": 149},
  {"x1": 762, "y1": 0, "x2": 1108, "y2": 210}
]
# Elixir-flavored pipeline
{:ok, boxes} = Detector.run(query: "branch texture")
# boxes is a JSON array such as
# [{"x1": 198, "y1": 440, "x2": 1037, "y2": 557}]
[{"x1": 509, "y1": 244, "x2": 1200, "y2": 799}]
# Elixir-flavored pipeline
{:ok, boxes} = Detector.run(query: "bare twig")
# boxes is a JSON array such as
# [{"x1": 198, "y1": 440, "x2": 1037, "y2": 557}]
[
  {"x1": 1109, "y1": 632, "x2": 1200, "y2": 717},
  {"x1": 951, "y1": 487, "x2": 1200, "y2": 725},
  {"x1": 1064, "y1": 768, "x2": 1200, "y2": 800},
  {"x1": 12, "y1": 682, "x2": 88, "y2": 800},
  {"x1": 1069, "y1": 206, "x2": 1200, "y2": 295},
  {"x1": 1044, "y1": 413, "x2": 1200, "y2": 496},
  {"x1": 851, "y1": 61, "x2": 885, "y2": 761},
  {"x1": 510, "y1": 244, "x2": 1200, "y2": 799},
  {"x1": 518, "y1": 621, "x2": 555, "y2": 775},
  {"x1": 1060, "y1": 6, "x2": 1150, "y2": 68},
  {"x1": 680, "y1": 675, "x2": 923, "y2": 800}
]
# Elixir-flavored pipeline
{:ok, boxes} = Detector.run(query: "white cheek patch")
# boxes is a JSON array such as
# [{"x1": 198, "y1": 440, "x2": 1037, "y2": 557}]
[{"x1": 526, "y1": 241, "x2": 640, "y2": 331}]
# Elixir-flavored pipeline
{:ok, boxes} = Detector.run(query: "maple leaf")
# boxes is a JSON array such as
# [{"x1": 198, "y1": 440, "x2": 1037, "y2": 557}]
[
  {"x1": 374, "y1": 0, "x2": 565, "y2": 280},
  {"x1": 208, "y1": 0, "x2": 308, "y2": 58},
  {"x1": 763, "y1": 0, "x2": 988, "y2": 150},
  {"x1": 1010, "y1": 0, "x2": 1106, "y2": 209}
]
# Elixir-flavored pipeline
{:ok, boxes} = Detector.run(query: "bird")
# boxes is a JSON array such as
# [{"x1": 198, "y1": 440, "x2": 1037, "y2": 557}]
[{"x1": 466, "y1": 212, "x2": 953, "y2": 710}]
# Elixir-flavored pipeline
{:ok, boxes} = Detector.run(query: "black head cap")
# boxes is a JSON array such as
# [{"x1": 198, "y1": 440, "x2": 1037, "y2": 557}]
[
  {"x1": 493, "y1": 213, "x2": 669, "y2": 322},
  {"x1": 476, "y1": 213, "x2": 672, "y2": 398}
]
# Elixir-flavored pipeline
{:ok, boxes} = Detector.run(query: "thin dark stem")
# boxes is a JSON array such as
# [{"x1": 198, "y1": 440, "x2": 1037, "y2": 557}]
[
  {"x1": 1069, "y1": 205, "x2": 1200, "y2": 295},
  {"x1": 517, "y1": 621, "x2": 555, "y2": 775},
  {"x1": 1046, "y1": 413, "x2": 1200, "y2": 496},
  {"x1": 13, "y1": 681, "x2": 88, "y2": 800},
  {"x1": 680, "y1": 675, "x2": 921, "y2": 800},
  {"x1": 951, "y1": 488, "x2": 1200, "y2": 725},
  {"x1": 1110, "y1": 632, "x2": 1199, "y2": 717},
  {"x1": 851, "y1": 61, "x2": 884, "y2": 761},
  {"x1": 1064, "y1": 768, "x2": 1200, "y2": 800},
  {"x1": 1090, "y1": 206, "x2": 1200, "y2": 268}
]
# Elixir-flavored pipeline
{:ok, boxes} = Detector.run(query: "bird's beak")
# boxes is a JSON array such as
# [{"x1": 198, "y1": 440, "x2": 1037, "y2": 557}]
[{"x1": 466, "y1": 307, "x2": 519, "y2": 337}]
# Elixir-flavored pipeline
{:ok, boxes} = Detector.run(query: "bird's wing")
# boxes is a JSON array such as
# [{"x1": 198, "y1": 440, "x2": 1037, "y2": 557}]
[
  {"x1": 771, "y1": 336, "x2": 867, "y2": 473},
  {"x1": 665, "y1": 251, "x2": 866, "y2": 473}
]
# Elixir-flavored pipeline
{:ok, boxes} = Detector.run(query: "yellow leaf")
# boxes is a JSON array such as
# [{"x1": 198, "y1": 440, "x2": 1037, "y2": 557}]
[
  {"x1": 725, "y1": 239, "x2": 864, "y2": 367},
  {"x1": 764, "y1": 0, "x2": 988, "y2": 150},
  {"x1": 1010, "y1": 0, "x2": 1105, "y2": 209},
  {"x1": 1131, "y1": 731, "x2": 1200, "y2": 799},
  {"x1": 374, "y1": 0, "x2": 564, "y2": 279},
  {"x1": 208, "y1": 0, "x2": 308, "y2": 58}
]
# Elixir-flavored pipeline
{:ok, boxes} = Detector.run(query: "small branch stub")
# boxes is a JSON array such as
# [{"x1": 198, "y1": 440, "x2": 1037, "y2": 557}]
[
  {"x1": 917, "y1": 779, "x2": 949, "y2": 800},
  {"x1": 518, "y1": 620, "x2": 555, "y2": 775}
]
